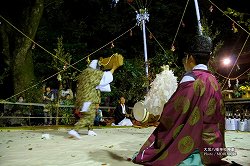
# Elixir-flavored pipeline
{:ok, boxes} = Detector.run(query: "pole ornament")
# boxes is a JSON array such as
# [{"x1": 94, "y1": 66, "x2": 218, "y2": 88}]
[{"x1": 136, "y1": 8, "x2": 149, "y2": 27}]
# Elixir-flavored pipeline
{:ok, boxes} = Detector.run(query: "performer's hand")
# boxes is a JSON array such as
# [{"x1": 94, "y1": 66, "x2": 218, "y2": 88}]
[
  {"x1": 110, "y1": 65, "x2": 119, "y2": 74},
  {"x1": 110, "y1": 55, "x2": 123, "y2": 73},
  {"x1": 112, "y1": 64, "x2": 119, "y2": 70}
]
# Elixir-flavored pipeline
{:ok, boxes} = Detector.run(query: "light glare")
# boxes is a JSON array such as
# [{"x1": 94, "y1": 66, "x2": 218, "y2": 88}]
[{"x1": 223, "y1": 58, "x2": 231, "y2": 66}]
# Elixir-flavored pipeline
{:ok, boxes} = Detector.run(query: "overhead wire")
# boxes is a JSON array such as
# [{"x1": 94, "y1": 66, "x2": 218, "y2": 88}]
[
  {"x1": 206, "y1": 0, "x2": 250, "y2": 86},
  {"x1": 208, "y1": 0, "x2": 250, "y2": 35},
  {"x1": 146, "y1": 27, "x2": 180, "y2": 68},
  {"x1": 221, "y1": 34, "x2": 249, "y2": 89},
  {"x1": 1, "y1": 14, "x2": 137, "y2": 101},
  {"x1": 4, "y1": 70, "x2": 64, "y2": 101},
  {"x1": 0, "y1": 15, "x2": 82, "y2": 72},
  {"x1": 2, "y1": 0, "x2": 250, "y2": 100},
  {"x1": 69, "y1": 24, "x2": 137, "y2": 67},
  {"x1": 170, "y1": 0, "x2": 190, "y2": 49},
  {"x1": 215, "y1": 67, "x2": 250, "y2": 80},
  {"x1": 128, "y1": 0, "x2": 182, "y2": 68}
]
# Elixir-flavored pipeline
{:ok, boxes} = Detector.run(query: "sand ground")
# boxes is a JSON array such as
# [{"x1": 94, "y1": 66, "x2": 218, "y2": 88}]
[{"x1": 0, "y1": 127, "x2": 249, "y2": 166}]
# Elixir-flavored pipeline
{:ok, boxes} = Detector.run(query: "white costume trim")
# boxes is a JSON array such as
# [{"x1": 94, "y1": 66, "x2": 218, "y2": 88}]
[
  {"x1": 111, "y1": 117, "x2": 133, "y2": 126},
  {"x1": 180, "y1": 64, "x2": 208, "y2": 83},
  {"x1": 89, "y1": 60, "x2": 98, "y2": 69},
  {"x1": 68, "y1": 130, "x2": 82, "y2": 139},
  {"x1": 81, "y1": 60, "x2": 113, "y2": 112},
  {"x1": 80, "y1": 102, "x2": 92, "y2": 112},
  {"x1": 96, "y1": 71, "x2": 113, "y2": 92}
]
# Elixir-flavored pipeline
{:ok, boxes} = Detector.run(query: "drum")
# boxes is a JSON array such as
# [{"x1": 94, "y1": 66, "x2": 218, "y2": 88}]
[{"x1": 133, "y1": 101, "x2": 160, "y2": 123}]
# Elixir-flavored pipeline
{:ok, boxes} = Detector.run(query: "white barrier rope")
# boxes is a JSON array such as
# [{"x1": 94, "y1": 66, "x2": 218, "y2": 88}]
[{"x1": 0, "y1": 101, "x2": 118, "y2": 109}]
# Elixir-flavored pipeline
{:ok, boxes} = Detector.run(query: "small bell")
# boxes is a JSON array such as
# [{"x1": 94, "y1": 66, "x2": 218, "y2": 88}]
[
  {"x1": 236, "y1": 78, "x2": 239, "y2": 87},
  {"x1": 181, "y1": 21, "x2": 185, "y2": 27},
  {"x1": 209, "y1": 5, "x2": 213, "y2": 12},
  {"x1": 32, "y1": 43, "x2": 36, "y2": 49},
  {"x1": 149, "y1": 33, "x2": 153, "y2": 39},
  {"x1": 111, "y1": 42, "x2": 115, "y2": 48},
  {"x1": 171, "y1": 45, "x2": 175, "y2": 52},
  {"x1": 232, "y1": 23, "x2": 238, "y2": 33},
  {"x1": 87, "y1": 55, "x2": 90, "y2": 64},
  {"x1": 129, "y1": 29, "x2": 133, "y2": 36},
  {"x1": 228, "y1": 79, "x2": 231, "y2": 88}
]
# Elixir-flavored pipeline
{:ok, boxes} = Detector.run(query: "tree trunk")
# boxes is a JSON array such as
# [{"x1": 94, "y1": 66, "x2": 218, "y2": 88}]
[{"x1": 12, "y1": 0, "x2": 44, "y2": 100}]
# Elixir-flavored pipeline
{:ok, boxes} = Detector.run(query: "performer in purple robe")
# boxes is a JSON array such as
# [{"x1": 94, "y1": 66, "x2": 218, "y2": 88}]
[{"x1": 132, "y1": 35, "x2": 235, "y2": 165}]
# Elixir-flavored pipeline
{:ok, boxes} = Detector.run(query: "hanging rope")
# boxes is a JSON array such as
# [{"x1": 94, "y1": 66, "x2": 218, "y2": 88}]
[
  {"x1": 2, "y1": 0, "x2": 249, "y2": 100},
  {"x1": 71, "y1": 24, "x2": 137, "y2": 67},
  {"x1": 215, "y1": 67, "x2": 250, "y2": 80},
  {"x1": 221, "y1": 34, "x2": 249, "y2": 89},
  {"x1": 206, "y1": 0, "x2": 250, "y2": 88},
  {"x1": 146, "y1": 27, "x2": 166, "y2": 53},
  {"x1": 2, "y1": 25, "x2": 137, "y2": 101},
  {"x1": 0, "y1": 15, "x2": 82, "y2": 72},
  {"x1": 170, "y1": 0, "x2": 190, "y2": 49},
  {"x1": 208, "y1": 0, "x2": 250, "y2": 35},
  {"x1": 146, "y1": 27, "x2": 180, "y2": 68},
  {"x1": 98, "y1": 54, "x2": 115, "y2": 66},
  {"x1": 4, "y1": 70, "x2": 63, "y2": 101}
]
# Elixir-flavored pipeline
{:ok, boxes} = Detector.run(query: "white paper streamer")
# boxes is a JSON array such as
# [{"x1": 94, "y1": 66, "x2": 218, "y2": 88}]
[{"x1": 144, "y1": 65, "x2": 178, "y2": 115}]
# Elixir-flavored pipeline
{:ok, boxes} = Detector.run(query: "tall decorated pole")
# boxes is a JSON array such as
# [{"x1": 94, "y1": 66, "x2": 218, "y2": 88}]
[
  {"x1": 193, "y1": 0, "x2": 203, "y2": 35},
  {"x1": 136, "y1": 8, "x2": 150, "y2": 89}
]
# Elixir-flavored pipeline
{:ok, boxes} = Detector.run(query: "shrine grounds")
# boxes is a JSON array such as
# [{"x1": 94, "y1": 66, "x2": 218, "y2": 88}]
[{"x1": 0, "y1": 126, "x2": 249, "y2": 166}]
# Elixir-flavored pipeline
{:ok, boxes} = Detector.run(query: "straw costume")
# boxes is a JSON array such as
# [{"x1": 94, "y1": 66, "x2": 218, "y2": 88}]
[{"x1": 68, "y1": 53, "x2": 123, "y2": 138}]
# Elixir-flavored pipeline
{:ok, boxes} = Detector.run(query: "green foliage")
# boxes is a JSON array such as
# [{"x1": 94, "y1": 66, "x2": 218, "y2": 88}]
[
  {"x1": 59, "y1": 98, "x2": 75, "y2": 125},
  {"x1": 233, "y1": 86, "x2": 245, "y2": 98},
  {"x1": 149, "y1": 49, "x2": 181, "y2": 80},
  {"x1": 60, "y1": 108, "x2": 75, "y2": 125},
  {"x1": 200, "y1": 17, "x2": 225, "y2": 80},
  {"x1": 53, "y1": 36, "x2": 72, "y2": 71},
  {"x1": 224, "y1": 8, "x2": 250, "y2": 79},
  {"x1": 107, "y1": 58, "x2": 147, "y2": 105},
  {"x1": 233, "y1": 82, "x2": 250, "y2": 98},
  {"x1": 105, "y1": 49, "x2": 182, "y2": 106},
  {"x1": 8, "y1": 0, "x2": 244, "y2": 105},
  {"x1": 53, "y1": 36, "x2": 78, "y2": 87},
  {"x1": 209, "y1": 40, "x2": 224, "y2": 77},
  {"x1": 33, "y1": 0, "x2": 187, "y2": 104},
  {"x1": 24, "y1": 82, "x2": 43, "y2": 103},
  {"x1": 201, "y1": 17, "x2": 220, "y2": 40},
  {"x1": 225, "y1": 8, "x2": 250, "y2": 30}
]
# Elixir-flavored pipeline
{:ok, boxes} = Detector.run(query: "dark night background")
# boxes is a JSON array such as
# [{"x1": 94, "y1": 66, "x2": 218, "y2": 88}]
[{"x1": 0, "y1": 0, "x2": 250, "y2": 104}]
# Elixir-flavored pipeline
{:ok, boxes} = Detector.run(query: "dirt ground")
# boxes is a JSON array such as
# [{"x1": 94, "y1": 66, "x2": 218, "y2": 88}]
[{"x1": 0, "y1": 127, "x2": 249, "y2": 166}]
